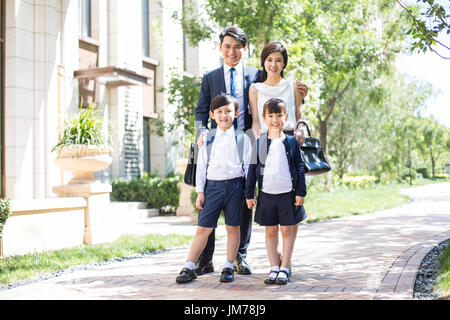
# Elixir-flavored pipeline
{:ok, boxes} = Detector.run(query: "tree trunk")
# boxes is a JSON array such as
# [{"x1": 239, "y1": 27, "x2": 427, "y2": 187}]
[
  {"x1": 319, "y1": 119, "x2": 328, "y2": 161},
  {"x1": 318, "y1": 119, "x2": 333, "y2": 190},
  {"x1": 430, "y1": 149, "x2": 436, "y2": 178}
]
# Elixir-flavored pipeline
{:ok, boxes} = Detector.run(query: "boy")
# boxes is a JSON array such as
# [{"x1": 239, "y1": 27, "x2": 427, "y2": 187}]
[
  {"x1": 176, "y1": 94, "x2": 252, "y2": 284},
  {"x1": 245, "y1": 98, "x2": 306, "y2": 285}
]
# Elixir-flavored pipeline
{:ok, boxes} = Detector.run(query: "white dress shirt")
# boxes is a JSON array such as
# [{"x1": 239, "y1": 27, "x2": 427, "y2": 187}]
[
  {"x1": 224, "y1": 62, "x2": 245, "y2": 129},
  {"x1": 195, "y1": 126, "x2": 252, "y2": 193},
  {"x1": 262, "y1": 134, "x2": 293, "y2": 194}
]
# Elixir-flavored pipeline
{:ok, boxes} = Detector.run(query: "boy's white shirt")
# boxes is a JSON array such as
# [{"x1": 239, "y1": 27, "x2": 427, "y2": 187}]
[{"x1": 195, "y1": 126, "x2": 252, "y2": 193}]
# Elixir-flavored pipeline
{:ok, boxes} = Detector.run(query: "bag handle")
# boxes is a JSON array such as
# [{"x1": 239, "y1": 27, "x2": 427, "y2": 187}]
[{"x1": 296, "y1": 120, "x2": 311, "y2": 137}]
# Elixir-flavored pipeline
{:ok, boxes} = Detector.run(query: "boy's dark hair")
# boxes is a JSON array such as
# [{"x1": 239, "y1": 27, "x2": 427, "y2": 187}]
[
  {"x1": 210, "y1": 93, "x2": 239, "y2": 112},
  {"x1": 263, "y1": 98, "x2": 287, "y2": 115},
  {"x1": 219, "y1": 26, "x2": 248, "y2": 47}
]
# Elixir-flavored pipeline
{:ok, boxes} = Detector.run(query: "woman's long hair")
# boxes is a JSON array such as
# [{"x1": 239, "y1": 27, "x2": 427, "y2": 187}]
[{"x1": 260, "y1": 41, "x2": 288, "y2": 82}]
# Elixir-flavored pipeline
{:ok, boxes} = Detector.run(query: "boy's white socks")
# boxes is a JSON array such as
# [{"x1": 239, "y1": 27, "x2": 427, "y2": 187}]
[
  {"x1": 224, "y1": 260, "x2": 234, "y2": 270},
  {"x1": 184, "y1": 261, "x2": 195, "y2": 270}
]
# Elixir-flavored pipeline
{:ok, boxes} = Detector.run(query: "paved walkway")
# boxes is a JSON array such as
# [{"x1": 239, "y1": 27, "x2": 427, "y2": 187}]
[{"x1": 1, "y1": 183, "x2": 449, "y2": 300}]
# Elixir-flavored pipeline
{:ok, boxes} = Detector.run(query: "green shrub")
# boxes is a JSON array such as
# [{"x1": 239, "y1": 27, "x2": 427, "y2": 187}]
[
  {"x1": 0, "y1": 198, "x2": 11, "y2": 239},
  {"x1": 435, "y1": 173, "x2": 449, "y2": 180},
  {"x1": 110, "y1": 174, "x2": 181, "y2": 211},
  {"x1": 416, "y1": 168, "x2": 429, "y2": 179},
  {"x1": 342, "y1": 175, "x2": 376, "y2": 189}
]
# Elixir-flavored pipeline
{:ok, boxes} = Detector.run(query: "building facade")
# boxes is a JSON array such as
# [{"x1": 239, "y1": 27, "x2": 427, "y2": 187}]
[{"x1": 2, "y1": 0, "x2": 218, "y2": 200}]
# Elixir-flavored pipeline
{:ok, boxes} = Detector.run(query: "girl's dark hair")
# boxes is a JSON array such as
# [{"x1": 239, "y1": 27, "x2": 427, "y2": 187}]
[
  {"x1": 263, "y1": 98, "x2": 287, "y2": 115},
  {"x1": 219, "y1": 26, "x2": 248, "y2": 47},
  {"x1": 210, "y1": 93, "x2": 239, "y2": 112},
  {"x1": 260, "y1": 41, "x2": 288, "y2": 82}
]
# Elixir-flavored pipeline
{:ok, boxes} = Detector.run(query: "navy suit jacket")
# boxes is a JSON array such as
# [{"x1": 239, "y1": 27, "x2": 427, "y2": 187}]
[{"x1": 195, "y1": 65, "x2": 262, "y2": 132}]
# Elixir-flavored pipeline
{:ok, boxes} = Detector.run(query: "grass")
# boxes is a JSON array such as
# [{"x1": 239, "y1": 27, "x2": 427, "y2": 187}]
[
  {"x1": 435, "y1": 245, "x2": 450, "y2": 299},
  {"x1": 0, "y1": 233, "x2": 193, "y2": 286},
  {"x1": 303, "y1": 184, "x2": 410, "y2": 222}
]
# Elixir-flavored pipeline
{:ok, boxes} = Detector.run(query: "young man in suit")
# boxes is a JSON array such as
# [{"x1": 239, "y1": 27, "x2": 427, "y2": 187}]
[{"x1": 194, "y1": 26, "x2": 308, "y2": 276}]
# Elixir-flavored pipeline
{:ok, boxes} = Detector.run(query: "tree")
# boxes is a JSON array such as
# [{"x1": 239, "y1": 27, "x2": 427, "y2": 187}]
[
  {"x1": 418, "y1": 118, "x2": 450, "y2": 177},
  {"x1": 176, "y1": 0, "x2": 301, "y2": 59},
  {"x1": 396, "y1": 0, "x2": 450, "y2": 59},
  {"x1": 149, "y1": 71, "x2": 201, "y2": 156},
  {"x1": 293, "y1": 0, "x2": 405, "y2": 162}
]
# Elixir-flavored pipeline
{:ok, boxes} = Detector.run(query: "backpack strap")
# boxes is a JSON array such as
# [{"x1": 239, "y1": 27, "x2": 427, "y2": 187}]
[
  {"x1": 257, "y1": 132, "x2": 268, "y2": 165},
  {"x1": 235, "y1": 129, "x2": 245, "y2": 165},
  {"x1": 206, "y1": 128, "x2": 217, "y2": 164}
]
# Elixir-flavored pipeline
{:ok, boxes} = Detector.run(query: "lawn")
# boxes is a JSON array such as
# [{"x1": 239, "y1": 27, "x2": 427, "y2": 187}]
[
  {"x1": 436, "y1": 245, "x2": 450, "y2": 299},
  {"x1": 304, "y1": 184, "x2": 410, "y2": 222},
  {"x1": 0, "y1": 233, "x2": 193, "y2": 286}
]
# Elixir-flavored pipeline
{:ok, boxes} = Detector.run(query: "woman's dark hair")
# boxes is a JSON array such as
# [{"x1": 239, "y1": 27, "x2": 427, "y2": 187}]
[
  {"x1": 260, "y1": 41, "x2": 288, "y2": 82},
  {"x1": 210, "y1": 93, "x2": 239, "y2": 112},
  {"x1": 219, "y1": 26, "x2": 248, "y2": 47},
  {"x1": 263, "y1": 98, "x2": 287, "y2": 115}
]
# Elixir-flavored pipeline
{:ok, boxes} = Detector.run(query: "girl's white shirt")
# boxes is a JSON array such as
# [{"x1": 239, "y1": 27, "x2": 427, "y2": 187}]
[{"x1": 262, "y1": 134, "x2": 293, "y2": 194}]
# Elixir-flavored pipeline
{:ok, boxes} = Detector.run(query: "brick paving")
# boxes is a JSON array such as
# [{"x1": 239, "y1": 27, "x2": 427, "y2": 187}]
[{"x1": 0, "y1": 183, "x2": 449, "y2": 300}]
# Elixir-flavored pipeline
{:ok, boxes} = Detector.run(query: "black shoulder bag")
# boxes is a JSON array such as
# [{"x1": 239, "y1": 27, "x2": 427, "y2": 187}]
[{"x1": 297, "y1": 120, "x2": 331, "y2": 176}]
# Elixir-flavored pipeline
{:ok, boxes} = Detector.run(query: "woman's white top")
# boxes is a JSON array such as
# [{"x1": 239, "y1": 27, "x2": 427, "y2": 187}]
[
  {"x1": 262, "y1": 134, "x2": 293, "y2": 194},
  {"x1": 251, "y1": 78, "x2": 297, "y2": 133}
]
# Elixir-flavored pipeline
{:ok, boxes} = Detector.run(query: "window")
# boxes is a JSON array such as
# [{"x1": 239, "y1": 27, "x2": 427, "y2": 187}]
[
  {"x1": 0, "y1": 0, "x2": 4, "y2": 197},
  {"x1": 142, "y1": 0, "x2": 150, "y2": 57},
  {"x1": 79, "y1": 0, "x2": 91, "y2": 38}
]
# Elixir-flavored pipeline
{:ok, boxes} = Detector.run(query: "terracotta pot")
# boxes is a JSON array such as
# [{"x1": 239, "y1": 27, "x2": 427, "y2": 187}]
[{"x1": 55, "y1": 145, "x2": 112, "y2": 184}]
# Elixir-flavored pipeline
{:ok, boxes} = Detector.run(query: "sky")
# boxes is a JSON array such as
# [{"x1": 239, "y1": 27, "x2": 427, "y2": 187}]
[{"x1": 396, "y1": 0, "x2": 450, "y2": 128}]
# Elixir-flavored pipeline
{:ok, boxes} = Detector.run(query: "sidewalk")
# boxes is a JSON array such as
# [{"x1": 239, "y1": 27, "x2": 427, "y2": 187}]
[{"x1": 1, "y1": 183, "x2": 449, "y2": 300}]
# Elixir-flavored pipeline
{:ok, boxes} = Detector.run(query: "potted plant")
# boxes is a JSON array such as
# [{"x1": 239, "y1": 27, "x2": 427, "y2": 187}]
[
  {"x1": 0, "y1": 198, "x2": 10, "y2": 239},
  {"x1": 52, "y1": 102, "x2": 113, "y2": 184}
]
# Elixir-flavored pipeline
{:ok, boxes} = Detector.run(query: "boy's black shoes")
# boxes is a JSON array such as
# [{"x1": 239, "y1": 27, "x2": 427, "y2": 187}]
[
  {"x1": 176, "y1": 268, "x2": 197, "y2": 284},
  {"x1": 194, "y1": 260, "x2": 214, "y2": 275},
  {"x1": 234, "y1": 257, "x2": 251, "y2": 275},
  {"x1": 219, "y1": 267, "x2": 234, "y2": 282}
]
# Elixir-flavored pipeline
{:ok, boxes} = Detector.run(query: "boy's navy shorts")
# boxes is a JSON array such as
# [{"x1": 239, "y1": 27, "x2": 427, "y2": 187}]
[
  {"x1": 198, "y1": 177, "x2": 244, "y2": 228},
  {"x1": 254, "y1": 190, "x2": 306, "y2": 226}
]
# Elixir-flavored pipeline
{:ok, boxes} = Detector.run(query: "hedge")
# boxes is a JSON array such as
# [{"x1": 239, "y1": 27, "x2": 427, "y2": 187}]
[{"x1": 110, "y1": 175, "x2": 181, "y2": 211}]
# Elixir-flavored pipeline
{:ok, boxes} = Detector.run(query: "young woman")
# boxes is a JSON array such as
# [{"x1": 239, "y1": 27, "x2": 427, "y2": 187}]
[{"x1": 249, "y1": 41, "x2": 305, "y2": 139}]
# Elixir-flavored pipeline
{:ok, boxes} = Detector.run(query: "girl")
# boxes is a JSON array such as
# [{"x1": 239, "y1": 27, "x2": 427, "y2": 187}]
[{"x1": 245, "y1": 98, "x2": 306, "y2": 285}]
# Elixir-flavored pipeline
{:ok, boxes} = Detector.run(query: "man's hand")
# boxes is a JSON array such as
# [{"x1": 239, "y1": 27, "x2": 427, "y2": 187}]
[
  {"x1": 246, "y1": 198, "x2": 257, "y2": 209},
  {"x1": 295, "y1": 80, "x2": 308, "y2": 100},
  {"x1": 294, "y1": 196, "x2": 304, "y2": 206},
  {"x1": 295, "y1": 123, "x2": 308, "y2": 146},
  {"x1": 197, "y1": 131, "x2": 208, "y2": 148},
  {"x1": 196, "y1": 192, "x2": 205, "y2": 210}
]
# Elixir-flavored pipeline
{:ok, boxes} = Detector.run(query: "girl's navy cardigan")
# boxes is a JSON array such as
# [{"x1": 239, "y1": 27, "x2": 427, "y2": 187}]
[{"x1": 244, "y1": 134, "x2": 307, "y2": 199}]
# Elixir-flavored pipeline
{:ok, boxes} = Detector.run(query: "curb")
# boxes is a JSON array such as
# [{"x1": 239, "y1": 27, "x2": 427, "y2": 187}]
[{"x1": 375, "y1": 230, "x2": 450, "y2": 300}]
